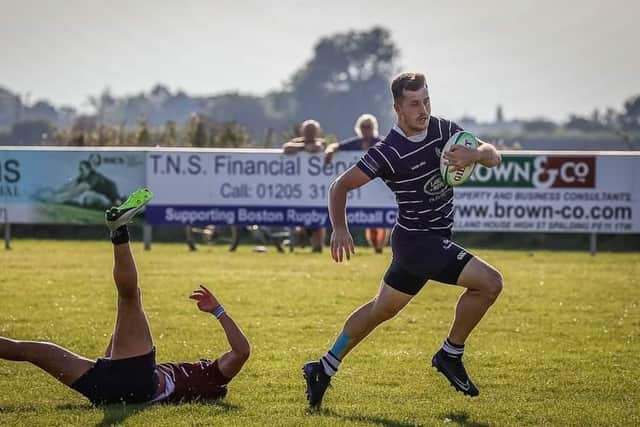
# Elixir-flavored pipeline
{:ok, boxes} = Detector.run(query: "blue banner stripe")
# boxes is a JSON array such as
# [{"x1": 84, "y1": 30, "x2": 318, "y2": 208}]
[{"x1": 146, "y1": 205, "x2": 397, "y2": 227}]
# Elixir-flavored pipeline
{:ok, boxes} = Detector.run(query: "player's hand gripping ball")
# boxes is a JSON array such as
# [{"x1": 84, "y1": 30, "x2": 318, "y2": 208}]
[{"x1": 440, "y1": 131, "x2": 479, "y2": 186}]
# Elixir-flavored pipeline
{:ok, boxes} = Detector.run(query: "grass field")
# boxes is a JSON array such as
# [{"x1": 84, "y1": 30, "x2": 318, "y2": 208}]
[
  {"x1": 0, "y1": 240, "x2": 638, "y2": 426},
  {"x1": 35, "y1": 203, "x2": 106, "y2": 224}
]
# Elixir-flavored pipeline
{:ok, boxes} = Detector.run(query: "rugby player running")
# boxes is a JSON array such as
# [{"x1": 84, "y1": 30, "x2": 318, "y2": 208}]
[
  {"x1": 0, "y1": 188, "x2": 250, "y2": 405},
  {"x1": 303, "y1": 73, "x2": 503, "y2": 407}
]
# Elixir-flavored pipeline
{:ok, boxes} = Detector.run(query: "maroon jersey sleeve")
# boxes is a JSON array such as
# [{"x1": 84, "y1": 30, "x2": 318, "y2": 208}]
[{"x1": 158, "y1": 359, "x2": 231, "y2": 403}]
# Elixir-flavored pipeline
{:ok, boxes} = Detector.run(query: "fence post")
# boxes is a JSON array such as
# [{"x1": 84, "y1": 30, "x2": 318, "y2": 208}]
[
  {"x1": 589, "y1": 233, "x2": 597, "y2": 256},
  {"x1": 143, "y1": 224, "x2": 152, "y2": 251},
  {"x1": 3, "y1": 221, "x2": 10, "y2": 250}
]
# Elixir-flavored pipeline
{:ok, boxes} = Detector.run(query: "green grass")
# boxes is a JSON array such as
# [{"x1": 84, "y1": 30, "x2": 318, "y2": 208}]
[
  {"x1": 35, "y1": 203, "x2": 105, "y2": 224},
  {"x1": 0, "y1": 240, "x2": 638, "y2": 426}
]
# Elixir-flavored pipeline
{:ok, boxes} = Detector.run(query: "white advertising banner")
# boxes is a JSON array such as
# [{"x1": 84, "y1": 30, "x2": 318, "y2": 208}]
[
  {"x1": 145, "y1": 149, "x2": 397, "y2": 227},
  {"x1": 453, "y1": 153, "x2": 640, "y2": 233},
  {"x1": 2, "y1": 147, "x2": 638, "y2": 233}
]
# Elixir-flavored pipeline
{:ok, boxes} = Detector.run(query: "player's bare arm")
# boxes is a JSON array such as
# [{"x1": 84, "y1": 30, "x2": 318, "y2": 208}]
[
  {"x1": 283, "y1": 141, "x2": 306, "y2": 154},
  {"x1": 324, "y1": 142, "x2": 339, "y2": 163},
  {"x1": 189, "y1": 285, "x2": 251, "y2": 378},
  {"x1": 284, "y1": 140, "x2": 324, "y2": 154},
  {"x1": 444, "y1": 141, "x2": 501, "y2": 171},
  {"x1": 328, "y1": 165, "x2": 371, "y2": 262}
]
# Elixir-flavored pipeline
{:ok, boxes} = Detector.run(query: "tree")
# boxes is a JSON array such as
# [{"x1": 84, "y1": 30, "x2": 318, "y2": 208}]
[
  {"x1": 288, "y1": 26, "x2": 400, "y2": 137},
  {"x1": 0, "y1": 129, "x2": 10, "y2": 145},
  {"x1": 72, "y1": 115, "x2": 98, "y2": 134},
  {"x1": 211, "y1": 122, "x2": 250, "y2": 148},
  {"x1": 0, "y1": 28, "x2": 401, "y2": 141},
  {"x1": 25, "y1": 100, "x2": 58, "y2": 123},
  {"x1": 262, "y1": 128, "x2": 277, "y2": 148},
  {"x1": 9, "y1": 120, "x2": 51, "y2": 145},
  {"x1": 565, "y1": 115, "x2": 607, "y2": 132},
  {"x1": 496, "y1": 105, "x2": 504, "y2": 123},
  {"x1": 0, "y1": 87, "x2": 22, "y2": 128},
  {"x1": 203, "y1": 93, "x2": 277, "y2": 137},
  {"x1": 620, "y1": 94, "x2": 640, "y2": 131},
  {"x1": 137, "y1": 118, "x2": 151, "y2": 145},
  {"x1": 161, "y1": 120, "x2": 178, "y2": 146},
  {"x1": 522, "y1": 118, "x2": 557, "y2": 134},
  {"x1": 188, "y1": 114, "x2": 207, "y2": 147},
  {"x1": 89, "y1": 88, "x2": 116, "y2": 124},
  {"x1": 604, "y1": 108, "x2": 617, "y2": 127},
  {"x1": 161, "y1": 90, "x2": 199, "y2": 127}
]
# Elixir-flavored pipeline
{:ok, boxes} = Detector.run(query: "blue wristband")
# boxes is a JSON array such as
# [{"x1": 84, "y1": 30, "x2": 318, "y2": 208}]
[{"x1": 211, "y1": 305, "x2": 225, "y2": 319}]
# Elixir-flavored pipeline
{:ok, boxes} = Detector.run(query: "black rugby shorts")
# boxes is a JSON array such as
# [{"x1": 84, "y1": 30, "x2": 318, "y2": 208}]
[{"x1": 383, "y1": 227, "x2": 474, "y2": 295}]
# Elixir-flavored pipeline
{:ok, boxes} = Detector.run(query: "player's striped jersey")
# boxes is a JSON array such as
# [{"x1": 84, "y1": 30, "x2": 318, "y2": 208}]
[{"x1": 356, "y1": 116, "x2": 463, "y2": 236}]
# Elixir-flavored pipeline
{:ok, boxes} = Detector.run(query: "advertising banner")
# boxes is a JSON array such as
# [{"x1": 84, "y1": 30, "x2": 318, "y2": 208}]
[
  {"x1": 2, "y1": 147, "x2": 638, "y2": 233},
  {"x1": 454, "y1": 153, "x2": 640, "y2": 233},
  {"x1": 145, "y1": 150, "x2": 397, "y2": 227},
  {"x1": 0, "y1": 148, "x2": 145, "y2": 224}
]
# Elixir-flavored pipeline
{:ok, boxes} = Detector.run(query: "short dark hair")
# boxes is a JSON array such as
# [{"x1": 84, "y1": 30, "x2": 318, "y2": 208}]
[
  {"x1": 391, "y1": 73, "x2": 427, "y2": 102},
  {"x1": 79, "y1": 160, "x2": 93, "y2": 170}
]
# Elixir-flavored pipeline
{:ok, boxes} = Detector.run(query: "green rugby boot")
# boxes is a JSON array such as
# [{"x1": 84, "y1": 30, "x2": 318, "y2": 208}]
[{"x1": 105, "y1": 188, "x2": 153, "y2": 231}]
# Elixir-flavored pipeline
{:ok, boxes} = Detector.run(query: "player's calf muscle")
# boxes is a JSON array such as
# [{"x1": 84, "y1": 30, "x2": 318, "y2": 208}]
[
  {"x1": 0, "y1": 338, "x2": 43, "y2": 362},
  {"x1": 371, "y1": 300, "x2": 402, "y2": 322}
]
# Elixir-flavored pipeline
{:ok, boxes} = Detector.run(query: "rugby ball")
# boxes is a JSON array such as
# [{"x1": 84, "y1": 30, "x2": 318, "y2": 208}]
[{"x1": 440, "y1": 131, "x2": 479, "y2": 187}]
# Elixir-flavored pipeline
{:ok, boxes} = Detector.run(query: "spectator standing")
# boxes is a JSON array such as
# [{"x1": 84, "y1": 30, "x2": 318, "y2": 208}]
[
  {"x1": 283, "y1": 120, "x2": 326, "y2": 253},
  {"x1": 325, "y1": 114, "x2": 388, "y2": 253}
]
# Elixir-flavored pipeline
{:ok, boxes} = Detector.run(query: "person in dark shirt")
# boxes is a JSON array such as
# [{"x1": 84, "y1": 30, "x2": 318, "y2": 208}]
[
  {"x1": 303, "y1": 73, "x2": 503, "y2": 408},
  {"x1": 324, "y1": 114, "x2": 381, "y2": 161},
  {"x1": 0, "y1": 189, "x2": 250, "y2": 405},
  {"x1": 75, "y1": 161, "x2": 121, "y2": 205},
  {"x1": 47, "y1": 160, "x2": 122, "y2": 209},
  {"x1": 325, "y1": 114, "x2": 388, "y2": 253}
]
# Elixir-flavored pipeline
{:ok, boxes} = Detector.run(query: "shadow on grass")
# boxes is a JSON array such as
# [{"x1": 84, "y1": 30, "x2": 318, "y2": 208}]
[
  {"x1": 310, "y1": 408, "x2": 420, "y2": 427},
  {"x1": 442, "y1": 411, "x2": 490, "y2": 427},
  {"x1": 57, "y1": 403, "x2": 96, "y2": 411},
  {"x1": 0, "y1": 404, "x2": 39, "y2": 414},
  {"x1": 0, "y1": 399, "x2": 239, "y2": 425},
  {"x1": 95, "y1": 402, "x2": 151, "y2": 427},
  {"x1": 0, "y1": 402, "x2": 95, "y2": 414},
  {"x1": 95, "y1": 400, "x2": 240, "y2": 427},
  {"x1": 190, "y1": 400, "x2": 240, "y2": 414}
]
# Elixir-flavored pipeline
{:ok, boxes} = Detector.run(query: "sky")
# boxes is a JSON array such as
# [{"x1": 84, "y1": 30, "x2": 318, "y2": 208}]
[{"x1": 1, "y1": 0, "x2": 639, "y2": 122}]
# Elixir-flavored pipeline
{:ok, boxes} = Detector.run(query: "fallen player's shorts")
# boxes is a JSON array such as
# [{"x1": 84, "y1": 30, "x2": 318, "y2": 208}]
[
  {"x1": 71, "y1": 348, "x2": 159, "y2": 405},
  {"x1": 383, "y1": 226, "x2": 474, "y2": 296}
]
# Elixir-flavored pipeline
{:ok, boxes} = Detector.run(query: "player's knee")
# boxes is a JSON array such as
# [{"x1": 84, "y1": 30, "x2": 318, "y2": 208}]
[{"x1": 485, "y1": 269, "x2": 503, "y2": 302}]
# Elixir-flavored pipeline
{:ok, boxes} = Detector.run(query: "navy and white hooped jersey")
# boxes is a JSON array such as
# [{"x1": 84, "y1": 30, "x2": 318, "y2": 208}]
[{"x1": 356, "y1": 116, "x2": 463, "y2": 236}]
